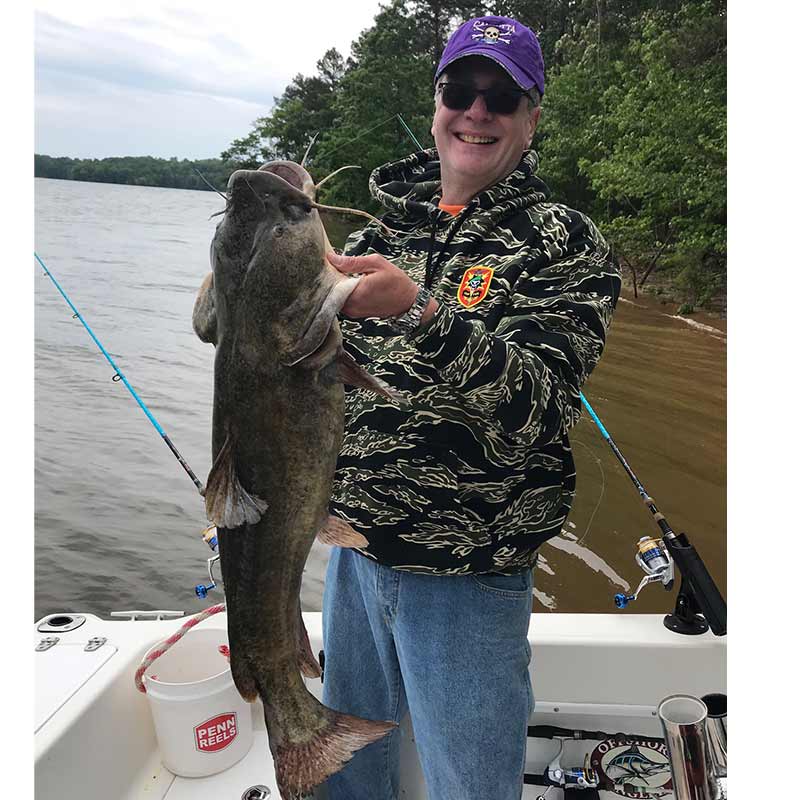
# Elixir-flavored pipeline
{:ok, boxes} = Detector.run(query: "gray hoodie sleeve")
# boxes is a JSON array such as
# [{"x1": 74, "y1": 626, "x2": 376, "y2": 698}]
[{"x1": 408, "y1": 211, "x2": 621, "y2": 448}]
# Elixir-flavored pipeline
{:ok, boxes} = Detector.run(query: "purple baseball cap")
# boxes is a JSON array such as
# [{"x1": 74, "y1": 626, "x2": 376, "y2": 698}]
[{"x1": 435, "y1": 16, "x2": 545, "y2": 97}]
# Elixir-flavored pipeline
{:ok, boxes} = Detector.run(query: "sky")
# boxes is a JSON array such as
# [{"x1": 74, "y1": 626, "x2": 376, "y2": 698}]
[{"x1": 34, "y1": 0, "x2": 388, "y2": 160}]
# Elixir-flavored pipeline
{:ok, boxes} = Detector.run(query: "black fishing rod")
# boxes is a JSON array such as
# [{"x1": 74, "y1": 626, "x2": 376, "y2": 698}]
[
  {"x1": 580, "y1": 394, "x2": 726, "y2": 636},
  {"x1": 35, "y1": 251, "x2": 205, "y2": 496}
]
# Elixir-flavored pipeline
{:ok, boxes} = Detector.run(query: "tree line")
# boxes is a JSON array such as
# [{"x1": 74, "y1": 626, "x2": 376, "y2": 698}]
[
  {"x1": 35, "y1": 1, "x2": 725, "y2": 309},
  {"x1": 223, "y1": 0, "x2": 726, "y2": 309},
  {"x1": 34, "y1": 154, "x2": 235, "y2": 193}
]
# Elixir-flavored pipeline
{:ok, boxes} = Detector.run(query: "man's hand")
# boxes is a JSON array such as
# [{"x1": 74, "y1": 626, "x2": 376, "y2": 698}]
[{"x1": 328, "y1": 252, "x2": 439, "y2": 324}]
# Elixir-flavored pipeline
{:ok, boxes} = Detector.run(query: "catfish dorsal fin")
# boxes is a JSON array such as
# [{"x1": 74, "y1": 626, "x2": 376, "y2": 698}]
[{"x1": 205, "y1": 435, "x2": 268, "y2": 528}]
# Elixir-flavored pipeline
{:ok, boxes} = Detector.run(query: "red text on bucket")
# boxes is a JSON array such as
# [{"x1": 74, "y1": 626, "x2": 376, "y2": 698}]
[{"x1": 194, "y1": 712, "x2": 239, "y2": 752}]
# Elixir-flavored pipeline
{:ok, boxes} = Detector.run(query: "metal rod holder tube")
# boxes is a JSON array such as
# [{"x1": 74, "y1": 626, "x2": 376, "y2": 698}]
[
  {"x1": 658, "y1": 695, "x2": 718, "y2": 800},
  {"x1": 700, "y1": 693, "x2": 727, "y2": 780}
]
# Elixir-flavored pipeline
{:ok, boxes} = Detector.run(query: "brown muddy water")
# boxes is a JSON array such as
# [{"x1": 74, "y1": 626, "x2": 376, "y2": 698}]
[{"x1": 34, "y1": 179, "x2": 725, "y2": 620}]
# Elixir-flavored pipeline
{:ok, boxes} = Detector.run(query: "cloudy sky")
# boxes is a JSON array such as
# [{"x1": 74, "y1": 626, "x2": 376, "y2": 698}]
[{"x1": 34, "y1": 1, "x2": 387, "y2": 160}]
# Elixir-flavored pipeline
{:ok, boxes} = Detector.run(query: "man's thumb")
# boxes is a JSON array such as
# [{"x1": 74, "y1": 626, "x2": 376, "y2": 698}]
[{"x1": 327, "y1": 251, "x2": 364, "y2": 272}]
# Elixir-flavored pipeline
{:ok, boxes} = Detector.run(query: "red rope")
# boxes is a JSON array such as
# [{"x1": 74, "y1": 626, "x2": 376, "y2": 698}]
[{"x1": 135, "y1": 603, "x2": 226, "y2": 694}]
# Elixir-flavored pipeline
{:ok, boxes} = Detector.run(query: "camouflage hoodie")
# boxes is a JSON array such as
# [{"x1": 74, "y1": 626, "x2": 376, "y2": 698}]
[{"x1": 330, "y1": 148, "x2": 621, "y2": 575}]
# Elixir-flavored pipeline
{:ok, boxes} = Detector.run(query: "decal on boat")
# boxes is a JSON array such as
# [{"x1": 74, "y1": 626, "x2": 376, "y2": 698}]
[
  {"x1": 194, "y1": 712, "x2": 239, "y2": 753},
  {"x1": 590, "y1": 737, "x2": 673, "y2": 799}
]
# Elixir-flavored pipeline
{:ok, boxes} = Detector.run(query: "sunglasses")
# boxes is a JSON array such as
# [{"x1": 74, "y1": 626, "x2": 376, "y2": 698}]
[{"x1": 438, "y1": 82, "x2": 533, "y2": 115}]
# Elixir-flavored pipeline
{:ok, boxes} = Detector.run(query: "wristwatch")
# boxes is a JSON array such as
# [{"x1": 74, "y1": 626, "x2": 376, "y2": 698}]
[{"x1": 388, "y1": 284, "x2": 432, "y2": 335}]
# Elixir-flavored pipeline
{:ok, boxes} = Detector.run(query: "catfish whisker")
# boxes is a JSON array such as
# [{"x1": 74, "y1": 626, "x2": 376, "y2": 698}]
[
  {"x1": 209, "y1": 194, "x2": 233, "y2": 220},
  {"x1": 301, "y1": 132, "x2": 320, "y2": 168},
  {"x1": 310, "y1": 201, "x2": 400, "y2": 236},
  {"x1": 314, "y1": 165, "x2": 360, "y2": 192},
  {"x1": 243, "y1": 177, "x2": 267, "y2": 211},
  {"x1": 192, "y1": 166, "x2": 229, "y2": 202}
]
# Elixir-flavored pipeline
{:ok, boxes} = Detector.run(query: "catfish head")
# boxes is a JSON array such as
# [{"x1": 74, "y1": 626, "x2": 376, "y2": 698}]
[{"x1": 204, "y1": 166, "x2": 360, "y2": 368}]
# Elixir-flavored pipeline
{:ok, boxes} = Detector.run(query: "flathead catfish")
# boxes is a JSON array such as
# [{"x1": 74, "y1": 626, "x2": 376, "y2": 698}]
[{"x1": 192, "y1": 162, "x2": 398, "y2": 798}]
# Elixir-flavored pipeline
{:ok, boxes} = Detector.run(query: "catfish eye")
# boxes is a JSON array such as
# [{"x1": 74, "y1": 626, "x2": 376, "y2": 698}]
[{"x1": 273, "y1": 224, "x2": 287, "y2": 238}]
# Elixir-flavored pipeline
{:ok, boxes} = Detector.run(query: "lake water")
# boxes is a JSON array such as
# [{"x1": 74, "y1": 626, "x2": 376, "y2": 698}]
[{"x1": 34, "y1": 177, "x2": 726, "y2": 621}]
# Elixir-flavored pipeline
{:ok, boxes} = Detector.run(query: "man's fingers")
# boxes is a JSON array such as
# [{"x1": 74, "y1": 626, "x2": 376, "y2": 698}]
[{"x1": 327, "y1": 251, "x2": 381, "y2": 274}]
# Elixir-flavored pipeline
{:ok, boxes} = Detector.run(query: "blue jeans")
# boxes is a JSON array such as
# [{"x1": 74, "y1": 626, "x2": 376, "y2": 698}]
[{"x1": 322, "y1": 547, "x2": 534, "y2": 800}]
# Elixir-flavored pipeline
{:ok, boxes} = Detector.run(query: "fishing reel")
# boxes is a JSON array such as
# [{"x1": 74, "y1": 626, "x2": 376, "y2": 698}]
[
  {"x1": 194, "y1": 525, "x2": 220, "y2": 599},
  {"x1": 613, "y1": 536, "x2": 674, "y2": 609},
  {"x1": 536, "y1": 740, "x2": 600, "y2": 798}
]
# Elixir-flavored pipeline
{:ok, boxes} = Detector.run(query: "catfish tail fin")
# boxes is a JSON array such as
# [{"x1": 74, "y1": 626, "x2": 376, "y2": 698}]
[{"x1": 265, "y1": 694, "x2": 396, "y2": 799}]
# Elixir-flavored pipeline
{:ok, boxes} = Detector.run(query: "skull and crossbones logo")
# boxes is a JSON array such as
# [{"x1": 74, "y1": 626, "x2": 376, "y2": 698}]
[{"x1": 471, "y1": 20, "x2": 514, "y2": 45}]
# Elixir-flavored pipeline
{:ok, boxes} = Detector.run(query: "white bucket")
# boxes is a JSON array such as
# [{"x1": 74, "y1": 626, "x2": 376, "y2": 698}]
[{"x1": 143, "y1": 628, "x2": 254, "y2": 777}]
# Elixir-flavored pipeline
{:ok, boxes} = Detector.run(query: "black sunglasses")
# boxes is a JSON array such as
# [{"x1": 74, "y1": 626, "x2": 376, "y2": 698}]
[{"x1": 438, "y1": 82, "x2": 533, "y2": 115}]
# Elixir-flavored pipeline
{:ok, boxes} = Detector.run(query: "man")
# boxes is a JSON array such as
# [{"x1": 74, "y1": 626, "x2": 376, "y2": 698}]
[{"x1": 321, "y1": 15, "x2": 621, "y2": 800}]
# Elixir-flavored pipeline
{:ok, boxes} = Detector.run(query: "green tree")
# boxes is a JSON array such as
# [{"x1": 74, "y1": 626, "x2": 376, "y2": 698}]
[
  {"x1": 578, "y1": 2, "x2": 726, "y2": 294},
  {"x1": 221, "y1": 48, "x2": 346, "y2": 169}
]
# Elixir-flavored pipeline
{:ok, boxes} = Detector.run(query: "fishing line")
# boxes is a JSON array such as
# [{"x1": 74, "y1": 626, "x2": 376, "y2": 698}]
[
  {"x1": 571, "y1": 438, "x2": 606, "y2": 546},
  {"x1": 35, "y1": 251, "x2": 205, "y2": 496},
  {"x1": 315, "y1": 114, "x2": 425, "y2": 165}
]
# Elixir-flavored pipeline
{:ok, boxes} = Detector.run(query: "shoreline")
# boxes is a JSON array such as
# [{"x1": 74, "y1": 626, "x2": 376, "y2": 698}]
[{"x1": 618, "y1": 284, "x2": 728, "y2": 336}]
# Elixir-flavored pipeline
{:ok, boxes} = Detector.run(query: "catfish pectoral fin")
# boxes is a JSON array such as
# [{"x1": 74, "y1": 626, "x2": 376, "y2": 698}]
[
  {"x1": 192, "y1": 272, "x2": 217, "y2": 345},
  {"x1": 336, "y1": 349, "x2": 408, "y2": 404},
  {"x1": 205, "y1": 436, "x2": 268, "y2": 528},
  {"x1": 317, "y1": 515, "x2": 369, "y2": 548}
]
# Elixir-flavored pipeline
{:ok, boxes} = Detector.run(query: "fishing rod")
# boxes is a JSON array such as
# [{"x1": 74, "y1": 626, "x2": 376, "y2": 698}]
[
  {"x1": 580, "y1": 394, "x2": 726, "y2": 636},
  {"x1": 35, "y1": 251, "x2": 205, "y2": 496}
]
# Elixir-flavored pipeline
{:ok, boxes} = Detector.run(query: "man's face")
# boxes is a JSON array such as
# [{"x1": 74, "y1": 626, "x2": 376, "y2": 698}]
[{"x1": 431, "y1": 56, "x2": 540, "y2": 197}]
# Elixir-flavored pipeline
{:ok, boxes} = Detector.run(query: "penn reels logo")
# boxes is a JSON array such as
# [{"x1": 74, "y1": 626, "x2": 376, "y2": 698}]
[
  {"x1": 590, "y1": 737, "x2": 673, "y2": 799},
  {"x1": 194, "y1": 712, "x2": 238, "y2": 753}
]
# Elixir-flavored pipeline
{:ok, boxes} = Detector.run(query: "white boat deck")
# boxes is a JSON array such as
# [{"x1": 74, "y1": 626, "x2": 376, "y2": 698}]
[{"x1": 35, "y1": 610, "x2": 726, "y2": 800}]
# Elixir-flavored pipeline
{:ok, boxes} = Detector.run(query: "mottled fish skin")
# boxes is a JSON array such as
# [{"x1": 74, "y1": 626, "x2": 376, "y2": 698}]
[{"x1": 193, "y1": 163, "x2": 396, "y2": 799}]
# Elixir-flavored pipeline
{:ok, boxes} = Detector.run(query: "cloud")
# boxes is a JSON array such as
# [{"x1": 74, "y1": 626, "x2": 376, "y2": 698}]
[
  {"x1": 35, "y1": 66, "x2": 268, "y2": 159},
  {"x1": 35, "y1": 12, "x2": 283, "y2": 106},
  {"x1": 33, "y1": 1, "x2": 386, "y2": 159}
]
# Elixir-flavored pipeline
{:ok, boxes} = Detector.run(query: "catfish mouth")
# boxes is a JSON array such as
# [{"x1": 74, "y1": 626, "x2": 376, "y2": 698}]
[
  {"x1": 257, "y1": 160, "x2": 317, "y2": 201},
  {"x1": 227, "y1": 168, "x2": 314, "y2": 213}
]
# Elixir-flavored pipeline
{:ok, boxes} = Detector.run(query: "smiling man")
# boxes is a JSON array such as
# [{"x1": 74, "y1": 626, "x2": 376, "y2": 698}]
[{"x1": 322, "y1": 15, "x2": 621, "y2": 800}]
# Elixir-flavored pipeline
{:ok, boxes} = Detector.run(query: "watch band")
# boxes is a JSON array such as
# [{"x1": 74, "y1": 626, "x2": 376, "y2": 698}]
[{"x1": 388, "y1": 285, "x2": 432, "y2": 335}]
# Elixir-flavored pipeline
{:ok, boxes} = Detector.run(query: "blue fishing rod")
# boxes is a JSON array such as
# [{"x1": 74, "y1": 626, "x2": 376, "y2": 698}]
[
  {"x1": 35, "y1": 251, "x2": 205, "y2": 496},
  {"x1": 580, "y1": 394, "x2": 726, "y2": 636}
]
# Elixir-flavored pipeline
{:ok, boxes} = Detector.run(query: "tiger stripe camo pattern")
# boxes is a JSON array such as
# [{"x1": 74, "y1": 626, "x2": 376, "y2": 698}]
[{"x1": 329, "y1": 148, "x2": 621, "y2": 575}]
